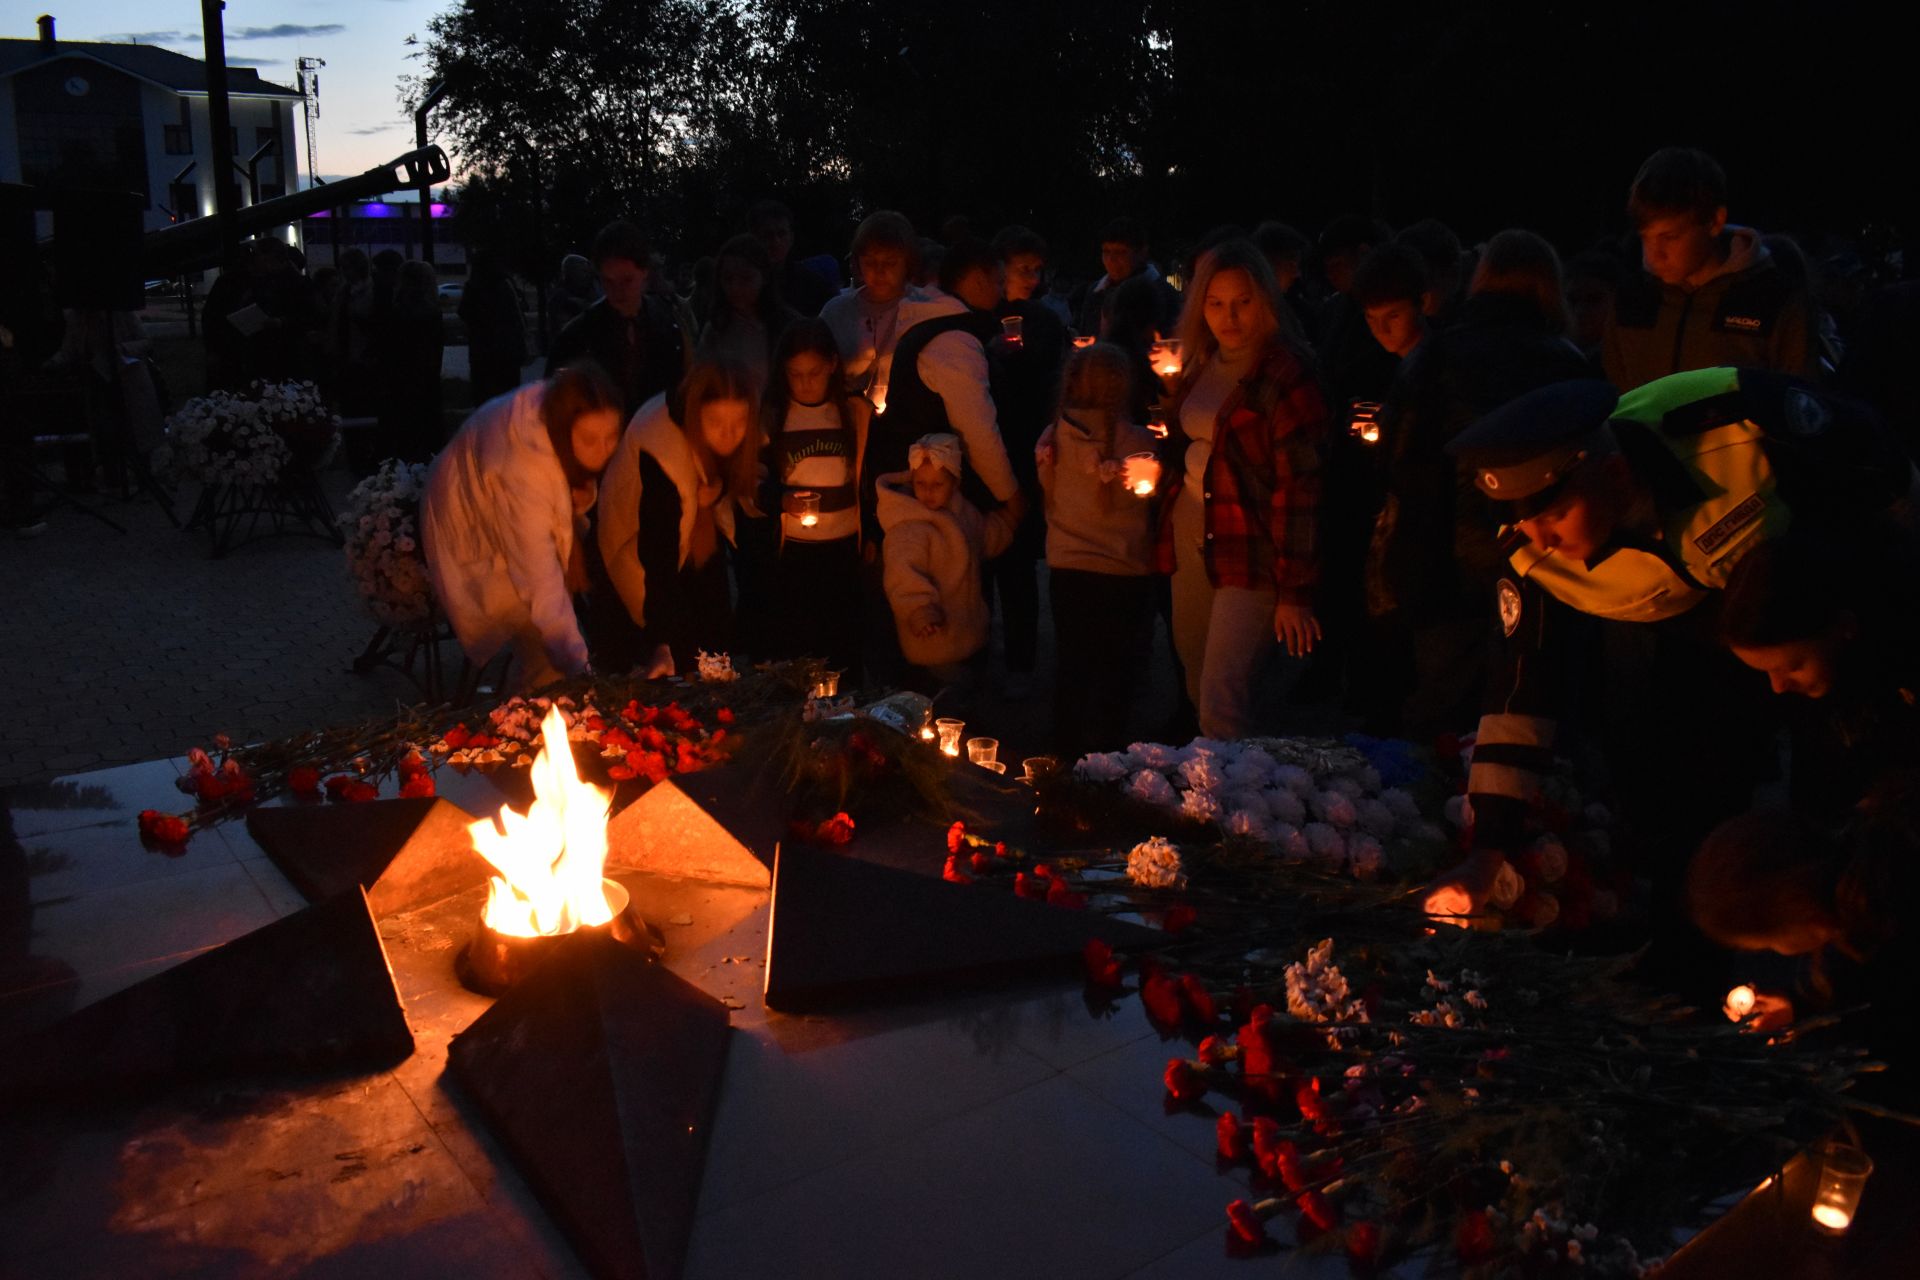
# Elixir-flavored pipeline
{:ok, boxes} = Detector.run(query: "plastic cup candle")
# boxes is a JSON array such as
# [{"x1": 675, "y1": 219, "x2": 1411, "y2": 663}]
[
  {"x1": 1001, "y1": 315, "x2": 1024, "y2": 347},
  {"x1": 810, "y1": 670, "x2": 840, "y2": 700},
  {"x1": 1349, "y1": 400, "x2": 1383, "y2": 445},
  {"x1": 1021, "y1": 756, "x2": 1056, "y2": 785},
  {"x1": 967, "y1": 737, "x2": 999, "y2": 767},
  {"x1": 1072, "y1": 334, "x2": 1096, "y2": 349},
  {"x1": 1150, "y1": 338, "x2": 1183, "y2": 380},
  {"x1": 794, "y1": 490, "x2": 821, "y2": 528},
  {"x1": 1124, "y1": 451, "x2": 1158, "y2": 497},
  {"x1": 869, "y1": 380, "x2": 888, "y2": 415},
  {"x1": 1146, "y1": 404, "x2": 1170, "y2": 439},
  {"x1": 1810, "y1": 1141, "x2": 1872, "y2": 1235},
  {"x1": 935, "y1": 718, "x2": 965, "y2": 757},
  {"x1": 1724, "y1": 984, "x2": 1757, "y2": 1022}
]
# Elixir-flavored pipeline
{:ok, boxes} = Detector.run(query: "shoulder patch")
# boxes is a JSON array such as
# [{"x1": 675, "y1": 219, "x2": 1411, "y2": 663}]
[
  {"x1": 1497, "y1": 578, "x2": 1524, "y2": 637},
  {"x1": 1694, "y1": 493, "x2": 1767, "y2": 557}
]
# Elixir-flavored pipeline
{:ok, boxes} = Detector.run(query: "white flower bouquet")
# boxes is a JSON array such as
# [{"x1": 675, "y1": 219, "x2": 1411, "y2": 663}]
[
  {"x1": 153, "y1": 379, "x2": 340, "y2": 487},
  {"x1": 340, "y1": 459, "x2": 433, "y2": 626}
]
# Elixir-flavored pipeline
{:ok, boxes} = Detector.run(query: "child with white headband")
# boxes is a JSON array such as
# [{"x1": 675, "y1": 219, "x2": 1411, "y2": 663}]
[{"x1": 875, "y1": 432, "x2": 1018, "y2": 692}]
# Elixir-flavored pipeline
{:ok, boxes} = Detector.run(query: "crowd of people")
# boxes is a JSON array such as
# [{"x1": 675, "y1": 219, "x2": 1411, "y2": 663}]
[{"x1": 379, "y1": 150, "x2": 1920, "y2": 1081}]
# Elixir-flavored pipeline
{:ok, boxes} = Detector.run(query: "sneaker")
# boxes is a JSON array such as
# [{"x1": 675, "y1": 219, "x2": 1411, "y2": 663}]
[{"x1": 1003, "y1": 672, "x2": 1033, "y2": 702}]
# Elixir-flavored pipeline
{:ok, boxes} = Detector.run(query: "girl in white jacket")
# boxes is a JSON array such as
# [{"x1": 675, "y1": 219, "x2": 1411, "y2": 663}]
[
  {"x1": 421, "y1": 363, "x2": 623, "y2": 690},
  {"x1": 877, "y1": 434, "x2": 1018, "y2": 690}
]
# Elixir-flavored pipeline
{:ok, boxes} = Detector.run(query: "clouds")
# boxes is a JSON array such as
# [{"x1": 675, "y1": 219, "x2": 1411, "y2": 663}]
[
  {"x1": 348, "y1": 124, "x2": 399, "y2": 136},
  {"x1": 102, "y1": 23, "x2": 344, "y2": 45},
  {"x1": 231, "y1": 24, "x2": 347, "y2": 41}
]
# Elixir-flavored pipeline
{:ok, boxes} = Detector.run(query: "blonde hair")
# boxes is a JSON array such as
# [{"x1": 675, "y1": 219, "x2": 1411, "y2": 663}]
[
  {"x1": 1170, "y1": 238, "x2": 1290, "y2": 389},
  {"x1": 675, "y1": 358, "x2": 763, "y2": 517},
  {"x1": 1057, "y1": 342, "x2": 1136, "y2": 420}
]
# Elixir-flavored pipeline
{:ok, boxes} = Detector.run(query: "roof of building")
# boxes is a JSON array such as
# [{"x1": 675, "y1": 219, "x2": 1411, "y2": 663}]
[{"x1": 0, "y1": 38, "x2": 302, "y2": 97}]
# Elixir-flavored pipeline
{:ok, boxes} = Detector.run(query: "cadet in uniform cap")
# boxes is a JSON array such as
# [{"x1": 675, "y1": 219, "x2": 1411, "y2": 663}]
[{"x1": 1421, "y1": 366, "x2": 1917, "y2": 933}]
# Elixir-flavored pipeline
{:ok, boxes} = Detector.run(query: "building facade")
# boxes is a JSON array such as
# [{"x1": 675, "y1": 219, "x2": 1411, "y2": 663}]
[{"x1": 0, "y1": 15, "x2": 303, "y2": 239}]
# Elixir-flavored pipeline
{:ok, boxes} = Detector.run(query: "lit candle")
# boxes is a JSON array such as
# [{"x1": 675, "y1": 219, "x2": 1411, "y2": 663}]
[
  {"x1": 935, "y1": 717, "x2": 964, "y2": 757},
  {"x1": 810, "y1": 670, "x2": 840, "y2": 700},
  {"x1": 1124, "y1": 451, "x2": 1159, "y2": 497},
  {"x1": 1810, "y1": 1140, "x2": 1872, "y2": 1236},
  {"x1": 1146, "y1": 405, "x2": 1170, "y2": 440},
  {"x1": 794, "y1": 490, "x2": 821, "y2": 529},
  {"x1": 1724, "y1": 984, "x2": 1757, "y2": 1022},
  {"x1": 966, "y1": 736, "x2": 999, "y2": 767},
  {"x1": 1149, "y1": 337, "x2": 1183, "y2": 380},
  {"x1": 1072, "y1": 335, "x2": 1096, "y2": 349},
  {"x1": 1000, "y1": 315, "x2": 1024, "y2": 347},
  {"x1": 869, "y1": 381, "x2": 888, "y2": 416}
]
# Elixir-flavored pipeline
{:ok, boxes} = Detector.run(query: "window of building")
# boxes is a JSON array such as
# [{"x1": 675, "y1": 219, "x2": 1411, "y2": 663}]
[
  {"x1": 167, "y1": 182, "x2": 199, "y2": 221},
  {"x1": 163, "y1": 99, "x2": 192, "y2": 154}
]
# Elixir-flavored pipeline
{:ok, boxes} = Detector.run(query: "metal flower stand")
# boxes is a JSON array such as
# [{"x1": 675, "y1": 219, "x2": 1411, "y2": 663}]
[
  {"x1": 352, "y1": 603, "x2": 511, "y2": 706},
  {"x1": 186, "y1": 459, "x2": 343, "y2": 559}
]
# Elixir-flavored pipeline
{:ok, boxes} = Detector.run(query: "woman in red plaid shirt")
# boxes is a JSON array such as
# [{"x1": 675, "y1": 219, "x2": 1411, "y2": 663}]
[{"x1": 1154, "y1": 238, "x2": 1332, "y2": 739}]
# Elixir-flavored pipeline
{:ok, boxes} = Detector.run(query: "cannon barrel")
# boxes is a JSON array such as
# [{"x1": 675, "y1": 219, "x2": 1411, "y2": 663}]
[{"x1": 142, "y1": 144, "x2": 452, "y2": 277}]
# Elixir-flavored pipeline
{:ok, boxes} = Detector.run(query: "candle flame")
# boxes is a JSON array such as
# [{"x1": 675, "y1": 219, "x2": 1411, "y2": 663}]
[
  {"x1": 1811, "y1": 1204, "x2": 1852, "y2": 1232},
  {"x1": 1724, "y1": 984, "x2": 1756, "y2": 1022},
  {"x1": 468, "y1": 705, "x2": 614, "y2": 937}
]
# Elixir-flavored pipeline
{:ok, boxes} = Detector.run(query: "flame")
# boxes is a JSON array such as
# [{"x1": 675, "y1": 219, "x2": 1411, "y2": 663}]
[{"x1": 469, "y1": 704, "x2": 614, "y2": 937}]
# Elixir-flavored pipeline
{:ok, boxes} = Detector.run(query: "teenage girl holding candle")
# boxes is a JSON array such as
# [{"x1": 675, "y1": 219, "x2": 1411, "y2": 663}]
[
  {"x1": 1155, "y1": 238, "x2": 1331, "y2": 740},
  {"x1": 1035, "y1": 342, "x2": 1161, "y2": 758},
  {"x1": 759, "y1": 318, "x2": 871, "y2": 674}
]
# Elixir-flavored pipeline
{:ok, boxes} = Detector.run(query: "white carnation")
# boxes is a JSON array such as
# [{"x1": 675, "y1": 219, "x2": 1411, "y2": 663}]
[
  {"x1": 1225, "y1": 807, "x2": 1271, "y2": 841},
  {"x1": 1310, "y1": 789, "x2": 1359, "y2": 829},
  {"x1": 1443, "y1": 793, "x2": 1474, "y2": 830},
  {"x1": 1264, "y1": 787, "x2": 1306, "y2": 827},
  {"x1": 1356, "y1": 798, "x2": 1397, "y2": 839},
  {"x1": 1304, "y1": 822, "x2": 1347, "y2": 868},
  {"x1": 1128, "y1": 768, "x2": 1176, "y2": 808},
  {"x1": 1274, "y1": 764, "x2": 1315, "y2": 797},
  {"x1": 1180, "y1": 786, "x2": 1222, "y2": 824},
  {"x1": 1348, "y1": 833, "x2": 1388, "y2": 881},
  {"x1": 1380, "y1": 787, "x2": 1422, "y2": 823},
  {"x1": 1526, "y1": 833, "x2": 1569, "y2": 883},
  {"x1": 1126, "y1": 836, "x2": 1185, "y2": 889},
  {"x1": 1325, "y1": 775, "x2": 1365, "y2": 799},
  {"x1": 1178, "y1": 753, "x2": 1224, "y2": 794},
  {"x1": 1490, "y1": 859, "x2": 1525, "y2": 909},
  {"x1": 1275, "y1": 824, "x2": 1309, "y2": 862}
]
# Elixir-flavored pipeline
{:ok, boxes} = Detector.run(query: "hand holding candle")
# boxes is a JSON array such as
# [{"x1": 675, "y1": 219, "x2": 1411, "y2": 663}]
[
  {"x1": 1723, "y1": 984, "x2": 1756, "y2": 1022},
  {"x1": 1123, "y1": 451, "x2": 1160, "y2": 497},
  {"x1": 1149, "y1": 336, "x2": 1183, "y2": 381},
  {"x1": 1000, "y1": 315, "x2": 1024, "y2": 348},
  {"x1": 793, "y1": 490, "x2": 821, "y2": 528}
]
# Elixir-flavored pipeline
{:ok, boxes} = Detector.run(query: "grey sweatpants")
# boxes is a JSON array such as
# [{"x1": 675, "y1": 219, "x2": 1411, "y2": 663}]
[{"x1": 1169, "y1": 489, "x2": 1277, "y2": 741}]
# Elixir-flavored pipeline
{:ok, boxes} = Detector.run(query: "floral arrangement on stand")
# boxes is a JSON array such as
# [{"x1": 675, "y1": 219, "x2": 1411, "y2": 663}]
[
  {"x1": 152, "y1": 380, "x2": 339, "y2": 488},
  {"x1": 339, "y1": 460, "x2": 434, "y2": 627}
]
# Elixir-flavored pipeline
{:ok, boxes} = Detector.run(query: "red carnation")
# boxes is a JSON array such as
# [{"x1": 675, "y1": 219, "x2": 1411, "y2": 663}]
[
  {"x1": 400, "y1": 771, "x2": 436, "y2": 799},
  {"x1": 138, "y1": 809, "x2": 190, "y2": 846},
  {"x1": 1454, "y1": 1209, "x2": 1497, "y2": 1264},
  {"x1": 1163, "y1": 1057, "x2": 1204, "y2": 1102},
  {"x1": 1179, "y1": 973, "x2": 1218, "y2": 1023},
  {"x1": 192, "y1": 771, "x2": 230, "y2": 804},
  {"x1": 1226, "y1": 1199, "x2": 1268, "y2": 1246},
  {"x1": 1141, "y1": 970, "x2": 1185, "y2": 1026},
  {"x1": 443, "y1": 724, "x2": 471, "y2": 749},
  {"x1": 717, "y1": 707, "x2": 734, "y2": 724},
  {"x1": 601, "y1": 728, "x2": 634, "y2": 750},
  {"x1": 1163, "y1": 904, "x2": 1199, "y2": 935},
  {"x1": 341, "y1": 780, "x2": 380, "y2": 802},
  {"x1": 1346, "y1": 1220, "x2": 1382, "y2": 1269},
  {"x1": 1032, "y1": 862, "x2": 1055, "y2": 879},
  {"x1": 947, "y1": 821, "x2": 967, "y2": 854},
  {"x1": 1252, "y1": 1123, "x2": 1293, "y2": 1183},
  {"x1": 1294, "y1": 1077, "x2": 1327, "y2": 1123},
  {"x1": 1196, "y1": 1034, "x2": 1232, "y2": 1066},
  {"x1": 1216, "y1": 1112, "x2": 1249, "y2": 1162},
  {"x1": 607, "y1": 763, "x2": 637, "y2": 781},
  {"x1": 288, "y1": 766, "x2": 321, "y2": 795},
  {"x1": 398, "y1": 753, "x2": 429, "y2": 779},
  {"x1": 941, "y1": 855, "x2": 972, "y2": 884},
  {"x1": 818, "y1": 812, "x2": 856, "y2": 844},
  {"x1": 993, "y1": 840, "x2": 1009, "y2": 860},
  {"x1": 323, "y1": 773, "x2": 354, "y2": 798},
  {"x1": 634, "y1": 704, "x2": 659, "y2": 726},
  {"x1": 1299, "y1": 1189, "x2": 1341, "y2": 1235},
  {"x1": 1082, "y1": 939, "x2": 1123, "y2": 988},
  {"x1": 969, "y1": 850, "x2": 995, "y2": 875},
  {"x1": 584, "y1": 715, "x2": 606, "y2": 733},
  {"x1": 1014, "y1": 872, "x2": 1047, "y2": 900},
  {"x1": 465, "y1": 733, "x2": 496, "y2": 749},
  {"x1": 1045, "y1": 878, "x2": 1087, "y2": 909}
]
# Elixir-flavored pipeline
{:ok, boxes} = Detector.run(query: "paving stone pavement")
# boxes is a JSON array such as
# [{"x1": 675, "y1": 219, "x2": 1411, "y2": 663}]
[{"x1": 0, "y1": 466, "x2": 424, "y2": 788}]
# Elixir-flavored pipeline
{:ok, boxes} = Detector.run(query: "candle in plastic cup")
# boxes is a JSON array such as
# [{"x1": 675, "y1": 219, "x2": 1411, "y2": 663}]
[
  {"x1": 1724, "y1": 984, "x2": 1756, "y2": 1022},
  {"x1": 1147, "y1": 405, "x2": 1170, "y2": 439},
  {"x1": 1021, "y1": 756, "x2": 1056, "y2": 785},
  {"x1": 966, "y1": 736, "x2": 999, "y2": 766},
  {"x1": 1810, "y1": 1141, "x2": 1872, "y2": 1236},
  {"x1": 794, "y1": 490, "x2": 821, "y2": 529},
  {"x1": 810, "y1": 669, "x2": 840, "y2": 700},
  {"x1": 1124, "y1": 451, "x2": 1158, "y2": 497},
  {"x1": 935, "y1": 718, "x2": 964, "y2": 757},
  {"x1": 1072, "y1": 334, "x2": 1096, "y2": 349},
  {"x1": 985, "y1": 761, "x2": 1007, "y2": 775},
  {"x1": 1150, "y1": 338, "x2": 1183, "y2": 379},
  {"x1": 869, "y1": 381, "x2": 888, "y2": 415},
  {"x1": 1001, "y1": 315, "x2": 1024, "y2": 346}
]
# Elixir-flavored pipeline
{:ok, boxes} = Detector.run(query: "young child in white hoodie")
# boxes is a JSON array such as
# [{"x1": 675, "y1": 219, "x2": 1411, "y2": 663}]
[{"x1": 876, "y1": 433, "x2": 1018, "y2": 691}]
